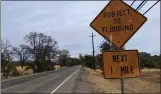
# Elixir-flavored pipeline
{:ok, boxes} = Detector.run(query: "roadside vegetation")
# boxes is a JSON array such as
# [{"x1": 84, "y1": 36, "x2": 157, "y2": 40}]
[
  {"x1": 78, "y1": 41, "x2": 161, "y2": 70},
  {"x1": 1, "y1": 34, "x2": 160, "y2": 79},
  {"x1": 1, "y1": 31, "x2": 81, "y2": 79}
]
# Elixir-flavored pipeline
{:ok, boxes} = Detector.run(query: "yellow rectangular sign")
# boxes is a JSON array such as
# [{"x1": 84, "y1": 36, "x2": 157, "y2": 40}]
[{"x1": 103, "y1": 50, "x2": 141, "y2": 79}]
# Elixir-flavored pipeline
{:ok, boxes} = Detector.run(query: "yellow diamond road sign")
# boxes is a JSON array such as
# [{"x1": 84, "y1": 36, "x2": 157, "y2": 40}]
[{"x1": 90, "y1": 0, "x2": 147, "y2": 49}]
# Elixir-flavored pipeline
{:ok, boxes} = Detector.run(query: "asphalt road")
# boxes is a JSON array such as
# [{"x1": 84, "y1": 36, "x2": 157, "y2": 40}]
[{"x1": 1, "y1": 65, "x2": 81, "y2": 93}]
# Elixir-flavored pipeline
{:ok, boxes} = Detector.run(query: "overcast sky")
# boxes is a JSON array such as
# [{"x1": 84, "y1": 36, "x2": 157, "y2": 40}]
[{"x1": 1, "y1": 1, "x2": 160, "y2": 57}]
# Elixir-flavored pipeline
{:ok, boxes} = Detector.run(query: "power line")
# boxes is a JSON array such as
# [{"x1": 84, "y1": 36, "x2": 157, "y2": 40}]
[
  {"x1": 95, "y1": 47, "x2": 101, "y2": 53},
  {"x1": 143, "y1": 0, "x2": 160, "y2": 15},
  {"x1": 94, "y1": 39, "x2": 107, "y2": 53},
  {"x1": 99, "y1": 39, "x2": 105, "y2": 47},
  {"x1": 95, "y1": 50, "x2": 100, "y2": 55},
  {"x1": 95, "y1": 47, "x2": 100, "y2": 52},
  {"x1": 131, "y1": 0, "x2": 136, "y2": 6},
  {"x1": 95, "y1": 38, "x2": 105, "y2": 52},
  {"x1": 136, "y1": 0, "x2": 146, "y2": 10},
  {"x1": 96, "y1": 38, "x2": 105, "y2": 48},
  {"x1": 138, "y1": 0, "x2": 148, "y2": 11}
]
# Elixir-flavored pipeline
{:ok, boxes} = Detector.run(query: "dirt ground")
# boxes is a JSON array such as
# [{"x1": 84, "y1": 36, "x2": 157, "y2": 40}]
[{"x1": 87, "y1": 68, "x2": 160, "y2": 93}]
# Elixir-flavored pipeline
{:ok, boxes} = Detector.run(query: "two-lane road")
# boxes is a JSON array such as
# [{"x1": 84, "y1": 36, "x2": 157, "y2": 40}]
[{"x1": 1, "y1": 65, "x2": 82, "y2": 93}]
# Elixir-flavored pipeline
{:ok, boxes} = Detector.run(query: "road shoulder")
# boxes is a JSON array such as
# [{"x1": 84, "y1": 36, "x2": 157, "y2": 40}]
[{"x1": 72, "y1": 67, "x2": 94, "y2": 93}]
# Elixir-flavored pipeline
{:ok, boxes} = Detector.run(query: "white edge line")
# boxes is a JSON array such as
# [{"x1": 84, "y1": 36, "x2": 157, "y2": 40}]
[{"x1": 50, "y1": 68, "x2": 80, "y2": 93}]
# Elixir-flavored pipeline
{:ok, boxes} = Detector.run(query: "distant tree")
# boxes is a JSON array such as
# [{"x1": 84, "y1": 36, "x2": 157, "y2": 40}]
[
  {"x1": 1, "y1": 40, "x2": 13, "y2": 72},
  {"x1": 58, "y1": 49, "x2": 70, "y2": 67},
  {"x1": 100, "y1": 41, "x2": 116, "y2": 51},
  {"x1": 78, "y1": 54, "x2": 84, "y2": 66},
  {"x1": 95, "y1": 54, "x2": 103, "y2": 70},
  {"x1": 151, "y1": 55, "x2": 161, "y2": 69},
  {"x1": 83, "y1": 54, "x2": 93, "y2": 68},
  {"x1": 100, "y1": 41, "x2": 125, "y2": 51},
  {"x1": 139, "y1": 52, "x2": 151, "y2": 57},
  {"x1": 139, "y1": 52, "x2": 154, "y2": 68},
  {"x1": 66, "y1": 57, "x2": 80, "y2": 67}
]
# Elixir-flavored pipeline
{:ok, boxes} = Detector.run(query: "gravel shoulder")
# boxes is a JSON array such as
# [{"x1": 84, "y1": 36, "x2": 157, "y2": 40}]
[{"x1": 72, "y1": 67, "x2": 94, "y2": 93}]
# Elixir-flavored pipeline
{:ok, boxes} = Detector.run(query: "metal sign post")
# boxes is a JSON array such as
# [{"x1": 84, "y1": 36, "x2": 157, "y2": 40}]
[
  {"x1": 121, "y1": 78, "x2": 124, "y2": 94},
  {"x1": 110, "y1": 31, "x2": 125, "y2": 94}
]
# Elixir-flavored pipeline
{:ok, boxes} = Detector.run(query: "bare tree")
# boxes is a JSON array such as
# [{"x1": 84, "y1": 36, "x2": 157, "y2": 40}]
[
  {"x1": 24, "y1": 32, "x2": 59, "y2": 73},
  {"x1": 12, "y1": 44, "x2": 29, "y2": 69}
]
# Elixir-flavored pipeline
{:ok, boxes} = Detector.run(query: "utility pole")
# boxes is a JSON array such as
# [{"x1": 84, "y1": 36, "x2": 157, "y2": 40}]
[{"x1": 89, "y1": 33, "x2": 96, "y2": 70}]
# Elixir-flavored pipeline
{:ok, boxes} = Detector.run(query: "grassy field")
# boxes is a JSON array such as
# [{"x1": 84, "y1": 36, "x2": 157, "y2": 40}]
[{"x1": 87, "y1": 68, "x2": 160, "y2": 93}]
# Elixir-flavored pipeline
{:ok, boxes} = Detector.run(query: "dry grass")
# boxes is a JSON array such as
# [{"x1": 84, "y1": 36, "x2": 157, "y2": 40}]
[
  {"x1": 16, "y1": 66, "x2": 33, "y2": 75},
  {"x1": 87, "y1": 67, "x2": 160, "y2": 93},
  {"x1": 2, "y1": 65, "x2": 62, "y2": 80},
  {"x1": 16, "y1": 65, "x2": 61, "y2": 75},
  {"x1": 55, "y1": 65, "x2": 61, "y2": 70},
  {"x1": 141, "y1": 68, "x2": 160, "y2": 72}
]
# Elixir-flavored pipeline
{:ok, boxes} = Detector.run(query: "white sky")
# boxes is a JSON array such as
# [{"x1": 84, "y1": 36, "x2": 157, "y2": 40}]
[{"x1": 1, "y1": 1, "x2": 160, "y2": 57}]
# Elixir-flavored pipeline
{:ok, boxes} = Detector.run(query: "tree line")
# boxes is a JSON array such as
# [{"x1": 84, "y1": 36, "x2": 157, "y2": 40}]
[
  {"x1": 1, "y1": 33, "x2": 160, "y2": 78},
  {"x1": 1, "y1": 32, "x2": 81, "y2": 78},
  {"x1": 78, "y1": 41, "x2": 161, "y2": 70}
]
